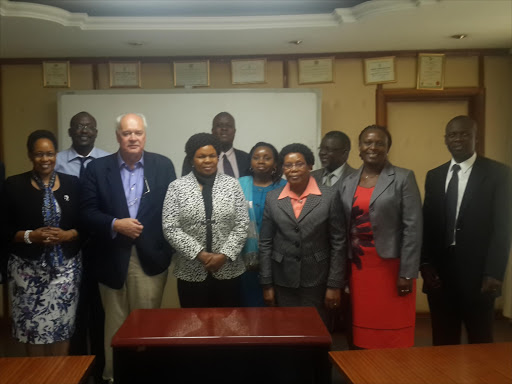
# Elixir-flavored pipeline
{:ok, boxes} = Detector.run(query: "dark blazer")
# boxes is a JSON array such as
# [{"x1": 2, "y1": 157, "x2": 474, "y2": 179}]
[
  {"x1": 311, "y1": 162, "x2": 356, "y2": 187},
  {"x1": 421, "y1": 156, "x2": 511, "y2": 296},
  {"x1": 80, "y1": 152, "x2": 176, "y2": 289},
  {"x1": 4, "y1": 171, "x2": 81, "y2": 260},
  {"x1": 181, "y1": 148, "x2": 251, "y2": 177},
  {"x1": 259, "y1": 183, "x2": 346, "y2": 289},
  {"x1": 340, "y1": 162, "x2": 423, "y2": 278}
]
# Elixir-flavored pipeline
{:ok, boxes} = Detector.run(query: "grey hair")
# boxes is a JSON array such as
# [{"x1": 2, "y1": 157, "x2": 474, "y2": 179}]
[{"x1": 116, "y1": 113, "x2": 148, "y2": 132}]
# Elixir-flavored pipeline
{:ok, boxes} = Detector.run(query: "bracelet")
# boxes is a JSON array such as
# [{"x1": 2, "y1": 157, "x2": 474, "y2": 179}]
[{"x1": 24, "y1": 230, "x2": 33, "y2": 244}]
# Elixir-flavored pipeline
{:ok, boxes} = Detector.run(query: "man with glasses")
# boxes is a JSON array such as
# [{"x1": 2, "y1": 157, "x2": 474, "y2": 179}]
[
  {"x1": 56, "y1": 111, "x2": 110, "y2": 383},
  {"x1": 311, "y1": 130, "x2": 355, "y2": 188},
  {"x1": 80, "y1": 113, "x2": 176, "y2": 383}
]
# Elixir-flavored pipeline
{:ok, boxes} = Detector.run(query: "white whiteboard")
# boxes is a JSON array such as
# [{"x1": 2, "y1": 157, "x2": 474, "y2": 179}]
[{"x1": 58, "y1": 89, "x2": 322, "y2": 174}]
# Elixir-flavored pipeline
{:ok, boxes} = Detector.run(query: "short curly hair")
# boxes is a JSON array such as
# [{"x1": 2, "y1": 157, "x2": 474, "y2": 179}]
[
  {"x1": 279, "y1": 143, "x2": 315, "y2": 166},
  {"x1": 185, "y1": 133, "x2": 222, "y2": 165},
  {"x1": 358, "y1": 125, "x2": 392, "y2": 149},
  {"x1": 27, "y1": 130, "x2": 58, "y2": 153},
  {"x1": 249, "y1": 141, "x2": 283, "y2": 183}
]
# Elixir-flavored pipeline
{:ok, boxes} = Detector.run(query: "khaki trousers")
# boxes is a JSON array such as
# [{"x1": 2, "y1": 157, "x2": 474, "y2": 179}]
[{"x1": 99, "y1": 248, "x2": 167, "y2": 381}]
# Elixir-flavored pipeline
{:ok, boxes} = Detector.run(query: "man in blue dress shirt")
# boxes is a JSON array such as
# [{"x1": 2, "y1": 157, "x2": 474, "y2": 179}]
[
  {"x1": 55, "y1": 111, "x2": 110, "y2": 176},
  {"x1": 56, "y1": 111, "x2": 109, "y2": 384},
  {"x1": 80, "y1": 113, "x2": 176, "y2": 383}
]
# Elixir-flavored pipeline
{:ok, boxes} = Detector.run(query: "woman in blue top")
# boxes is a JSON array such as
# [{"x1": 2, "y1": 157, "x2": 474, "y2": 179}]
[{"x1": 239, "y1": 142, "x2": 286, "y2": 306}]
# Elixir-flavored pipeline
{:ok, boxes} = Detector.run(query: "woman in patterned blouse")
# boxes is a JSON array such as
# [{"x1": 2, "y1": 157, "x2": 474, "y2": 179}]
[{"x1": 162, "y1": 133, "x2": 249, "y2": 307}]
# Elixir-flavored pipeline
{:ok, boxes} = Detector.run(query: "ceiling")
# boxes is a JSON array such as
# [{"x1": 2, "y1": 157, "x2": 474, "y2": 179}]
[{"x1": 0, "y1": 0, "x2": 511, "y2": 59}]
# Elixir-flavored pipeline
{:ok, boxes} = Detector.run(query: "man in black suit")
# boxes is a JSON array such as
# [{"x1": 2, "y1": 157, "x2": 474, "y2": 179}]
[
  {"x1": 181, "y1": 112, "x2": 250, "y2": 177},
  {"x1": 311, "y1": 130, "x2": 355, "y2": 187},
  {"x1": 81, "y1": 113, "x2": 176, "y2": 382},
  {"x1": 421, "y1": 115, "x2": 511, "y2": 345}
]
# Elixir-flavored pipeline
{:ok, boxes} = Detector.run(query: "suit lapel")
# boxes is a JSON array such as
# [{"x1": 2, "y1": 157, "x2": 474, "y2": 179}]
[
  {"x1": 106, "y1": 154, "x2": 130, "y2": 218},
  {"x1": 277, "y1": 197, "x2": 297, "y2": 223},
  {"x1": 370, "y1": 162, "x2": 395, "y2": 206},
  {"x1": 298, "y1": 193, "x2": 321, "y2": 222}
]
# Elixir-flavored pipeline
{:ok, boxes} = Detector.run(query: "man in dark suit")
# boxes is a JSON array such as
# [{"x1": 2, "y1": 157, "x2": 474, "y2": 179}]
[
  {"x1": 181, "y1": 112, "x2": 250, "y2": 177},
  {"x1": 421, "y1": 115, "x2": 511, "y2": 345},
  {"x1": 311, "y1": 130, "x2": 355, "y2": 187},
  {"x1": 80, "y1": 113, "x2": 176, "y2": 383}
]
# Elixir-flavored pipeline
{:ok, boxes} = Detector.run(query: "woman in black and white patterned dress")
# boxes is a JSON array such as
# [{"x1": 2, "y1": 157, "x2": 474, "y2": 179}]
[
  {"x1": 4, "y1": 130, "x2": 82, "y2": 356},
  {"x1": 162, "y1": 133, "x2": 249, "y2": 307}
]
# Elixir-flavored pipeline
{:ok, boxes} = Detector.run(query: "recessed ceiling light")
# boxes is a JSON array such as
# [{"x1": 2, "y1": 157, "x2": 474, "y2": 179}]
[
  {"x1": 451, "y1": 34, "x2": 467, "y2": 40},
  {"x1": 289, "y1": 40, "x2": 303, "y2": 45}
]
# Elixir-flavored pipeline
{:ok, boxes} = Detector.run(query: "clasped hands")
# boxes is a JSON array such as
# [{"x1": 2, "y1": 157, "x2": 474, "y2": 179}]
[
  {"x1": 197, "y1": 250, "x2": 227, "y2": 273},
  {"x1": 32, "y1": 226, "x2": 76, "y2": 245}
]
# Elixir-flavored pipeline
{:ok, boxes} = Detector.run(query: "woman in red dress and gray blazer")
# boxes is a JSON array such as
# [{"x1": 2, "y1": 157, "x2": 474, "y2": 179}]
[{"x1": 339, "y1": 125, "x2": 422, "y2": 349}]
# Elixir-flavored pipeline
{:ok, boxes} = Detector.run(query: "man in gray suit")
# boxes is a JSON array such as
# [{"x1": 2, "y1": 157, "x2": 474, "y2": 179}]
[{"x1": 311, "y1": 130, "x2": 355, "y2": 187}]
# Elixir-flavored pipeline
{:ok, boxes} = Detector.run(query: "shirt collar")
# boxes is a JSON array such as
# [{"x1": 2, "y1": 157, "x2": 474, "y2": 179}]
[
  {"x1": 450, "y1": 152, "x2": 476, "y2": 175},
  {"x1": 117, "y1": 151, "x2": 145, "y2": 169},
  {"x1": 278, "y1": 176, "x2": 321, "y2": 200},
  {"x1": 221, "y1": 147, "x2": 235, "y2": 157},
  {"x1": 323, "y1": 163, "x2": 345, "y2": 178},
  {"x1": 66, "y1": 146, "x2": 95, "y2": 162}
]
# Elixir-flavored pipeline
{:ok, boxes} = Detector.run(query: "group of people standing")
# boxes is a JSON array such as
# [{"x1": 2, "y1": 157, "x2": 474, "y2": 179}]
[{"x1": 1, "y1": 110, "x2": 510, "y2": 384}]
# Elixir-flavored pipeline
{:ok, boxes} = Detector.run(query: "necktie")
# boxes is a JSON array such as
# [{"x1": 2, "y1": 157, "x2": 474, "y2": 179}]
[
  {"x1": 324, "y1": 173, "x2": 334, "y2": 187},
  {"x1": 223, "y1": 155, "x2": 235, "y2": 177},
  {"x1": 78, "y1": 157, "x2": 89, "y2": 178},
  {"x1": 445, "y1": 164, "x2": 461, "y2": 246}
]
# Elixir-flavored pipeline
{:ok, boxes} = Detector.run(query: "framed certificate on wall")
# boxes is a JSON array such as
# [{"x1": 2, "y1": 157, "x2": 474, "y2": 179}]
[
  {"x1": 43, "y1": 61, "x2": 70, "y2": 88},
  {"x1": 298, "y1": 57, "x2": 334, "y2": 84},
  {"x1": 231, "y1": 59, "x2": 266, "y2": 84},
  {"x1": 363, "y1": 56, "x2": 396, "y2": 85},
  {"x1": 173, "y1": 61, "x2": 210, "y2": 87},
  {"x1": 417, "y1": 54, "x2": 445, "y2": 90},
  {"x1": 109, "y1": 62, "x2": 141, "y2": 88}
]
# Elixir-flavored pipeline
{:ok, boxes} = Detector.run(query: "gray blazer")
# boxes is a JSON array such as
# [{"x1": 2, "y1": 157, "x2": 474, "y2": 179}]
[
  {"x1": 259, "y1": 183, "x2": 346, "y2": 289},
  {"x1": 339, "y1": 162, "x2": 422, "y2": 278},
  {"x1": 311, "y1": 163, "x2": 356, "y2": 188}
]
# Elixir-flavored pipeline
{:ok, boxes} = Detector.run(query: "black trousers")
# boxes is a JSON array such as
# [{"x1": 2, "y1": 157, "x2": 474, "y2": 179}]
[
  {"x1": 427, "y1": 247, "x2": 495, "y2": 345},
  {"x1": 178, "y1": 274, "x2": 242, "y2": 308},
  {"x1": 70, "y1": 253, "x2": 105, "y2": 383}
]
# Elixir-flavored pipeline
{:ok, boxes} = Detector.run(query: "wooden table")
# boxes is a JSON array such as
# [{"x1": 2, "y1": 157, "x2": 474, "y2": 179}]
[
  {"x1": 329, "y1": 342, "x2": 512, "y2": 384},
  {"x1": 112, "y1": 307, "x2": 332, "y2": 384},
  {"x1": 0, "y1": 355, "x2": 95, "y2": 384}
]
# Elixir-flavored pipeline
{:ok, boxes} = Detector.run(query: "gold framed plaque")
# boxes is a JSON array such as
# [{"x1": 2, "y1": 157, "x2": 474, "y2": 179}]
[
  {"x1": 43, "y1": 61, "x2": 70, "y2": 88},
  {"x1": 363, "y1": 56, "x2": 396, "y2": 85},
  {"x1": 298, "y1": 57, "x2": 334, "y2": 84},
  {"x1": 109, "y1": 62, "x2": 141, "y2": 88},
  {"x1": 417, "y1": 53, "x2": 445, "y2": 90}
]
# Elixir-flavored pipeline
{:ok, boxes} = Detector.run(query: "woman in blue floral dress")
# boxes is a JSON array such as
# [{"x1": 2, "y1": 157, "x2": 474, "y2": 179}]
[{"x1": 4, "y1": 130, "x2": 82, "y2": 356}]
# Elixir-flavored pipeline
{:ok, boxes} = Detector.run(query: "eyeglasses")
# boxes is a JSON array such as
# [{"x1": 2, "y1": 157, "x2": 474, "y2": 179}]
[
  {"x1": 33, "y1": 152, "x2": 56, "y2": 159},
  {"x1": 283, "y1": 162, "x2": 307, "y2": 170},
  {"x1": 127, "y1": 177, "x2": 150, "y2": 207}
]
